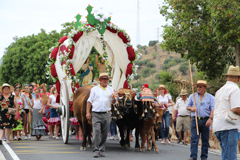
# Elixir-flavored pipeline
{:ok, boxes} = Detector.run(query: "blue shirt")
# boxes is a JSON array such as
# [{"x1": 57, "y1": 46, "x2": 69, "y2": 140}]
[{"x1": 187, "y1": 92, "x2": 215, "y2": 117}]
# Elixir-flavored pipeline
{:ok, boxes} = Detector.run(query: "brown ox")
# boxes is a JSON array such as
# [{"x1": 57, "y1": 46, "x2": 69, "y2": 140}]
[
  {"x1": 73, "y1": 86, "x2": 93, "y2": 150},
  {"x1": 140, "y1": 105, "x2": 167, "y2": 152}
]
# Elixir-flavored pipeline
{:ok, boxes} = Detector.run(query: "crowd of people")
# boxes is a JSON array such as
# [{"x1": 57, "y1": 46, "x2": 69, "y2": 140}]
[
  {"x1": 0, "y1": 66, "x2": 240, "y2": 160},
  {"x1": 0, "y1": 82, "x2": 84, "y2": 144}
]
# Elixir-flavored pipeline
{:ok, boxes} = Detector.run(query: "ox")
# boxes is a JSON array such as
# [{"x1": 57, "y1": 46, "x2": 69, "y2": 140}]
[
  {"x1": 111, "y1": 89, "x2": 143, "y2": 150},
  {"x1": 73, "y1": 86, "x2": 93, "y2": 150}
]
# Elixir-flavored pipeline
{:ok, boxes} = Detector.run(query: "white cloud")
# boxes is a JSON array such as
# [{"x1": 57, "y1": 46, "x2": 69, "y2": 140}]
[{"x1": 0, "y1": 0, "x2": 165, "y2": 58}]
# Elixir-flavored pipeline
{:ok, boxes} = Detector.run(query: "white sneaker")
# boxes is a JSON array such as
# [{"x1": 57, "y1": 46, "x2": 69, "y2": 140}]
[
  {"x1": 52, "y1": 136, "x2": 56, "y2": 139},
  {"x1": 27, "y1": 134, "x2": 30, "y2": 139},
  {"x1": 55, "y1": 137, "x2": 59, "y2": 140},
  {"x1": 109, "y1": 136, "x2": 114, "y2": 140},
  {"x1": 24, "y1": 136, "x2": 28, "y2": 140},
  {"x1": 114, "y1": 135, "x2": 118, "y2": 140}
]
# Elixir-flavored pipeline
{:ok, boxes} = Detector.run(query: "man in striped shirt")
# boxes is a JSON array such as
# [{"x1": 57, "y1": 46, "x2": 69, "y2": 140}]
[{"x1": 213, "y1": 65, "x2": 240, "y2": 160}]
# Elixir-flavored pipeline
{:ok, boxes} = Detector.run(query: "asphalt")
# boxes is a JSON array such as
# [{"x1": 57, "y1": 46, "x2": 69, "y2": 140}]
[{"x1": 0, "y1": 135, "x2": 224, "y2": 160}]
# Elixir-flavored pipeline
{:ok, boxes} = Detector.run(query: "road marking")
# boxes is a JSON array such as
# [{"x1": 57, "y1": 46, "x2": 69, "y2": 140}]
[
  {"x1": 0, "y1": 150, "x2": 6, "y2": 160},
  {"x1": 172, "y1": 142, "x2": 221, "y2": 155},
  {"x1": 3, "y1": 141, "x2": 20, "y2": 160}
]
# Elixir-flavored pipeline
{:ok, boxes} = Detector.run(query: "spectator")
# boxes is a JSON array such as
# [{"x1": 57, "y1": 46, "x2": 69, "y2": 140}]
[
  {"x1": 47, "y1": 86, "x2": 61, "y2": 140},
  {"x1": 22, "y1": 84, "x2": 34, "y2": 140},
  {"x1": 156, "y1": 84, "x2": 174, "y2": 144},
  {"x1": 186, "y1": 80, "x2": 214, "y2": 160},
  {"x1": 213, "y1": 66, "x2": 240, "y2": 160},
  {"x1": 173, "y1": 88, "x2": 190, "y2": 145},
  {"x1": 0, "y1": 83, "x2": 18, "y2": 144},
  {"x1": 31, "y1": 88, "x2": 46, "y2": 140},
  {"x1": 29, "y1": 84, "x2": 35, "y2": 98}
]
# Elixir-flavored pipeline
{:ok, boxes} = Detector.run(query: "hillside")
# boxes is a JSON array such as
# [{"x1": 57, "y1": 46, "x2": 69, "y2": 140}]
[{"x1": 132, "y1": 43, "x2": 196, "y2": 90}]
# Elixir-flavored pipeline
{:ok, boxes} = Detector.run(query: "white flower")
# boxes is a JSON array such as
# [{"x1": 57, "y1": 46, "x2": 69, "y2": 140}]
[
  {"x1": 99, "y1": 11, "x2": 104, "y2": 15},
  {"x1": 99, "y1": 18, "x2": 104, "y2": 22},
  {"x1": 102, "y1": 15, "x2": 108, "y2": 20},
  {"x1": 46, "y1": 77, "x2": 49, "y2": 79},
  {"x1": 96, "y1": 16, "x2": 100, "y2": 20}
]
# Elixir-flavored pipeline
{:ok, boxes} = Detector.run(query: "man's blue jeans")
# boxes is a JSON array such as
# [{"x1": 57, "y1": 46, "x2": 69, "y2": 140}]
[
  {"x1": 190, "y1": 118, "x2": 209, "y2": 160},
  {"x1": 110, "y1": 121, "x2": 116, "y2": 136},
  {"x1": 215, "y1": 129, "x2": 238, "y2": 160},
  {"x1": 160, "y1": 111, "x2": 170, "y2": 139}
]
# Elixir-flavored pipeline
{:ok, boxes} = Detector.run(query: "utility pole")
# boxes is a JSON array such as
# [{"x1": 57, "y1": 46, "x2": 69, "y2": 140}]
[{"x1": 136, "y1": 0, "x2": 140, "y2": 47}]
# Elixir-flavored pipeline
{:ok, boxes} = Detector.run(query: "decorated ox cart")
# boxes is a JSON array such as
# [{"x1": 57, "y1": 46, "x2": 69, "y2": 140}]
[{"x1": 46, "y1": 5, "x2": 141, "y2": 144}]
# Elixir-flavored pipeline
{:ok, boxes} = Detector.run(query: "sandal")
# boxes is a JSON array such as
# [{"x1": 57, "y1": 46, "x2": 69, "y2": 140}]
[
  {"x1": 161, "y1": 140, "x2": 166, "y2": 144},
  {"x1": 6, "y1": 140, "x2": 10, "y2": 144},
  {"x1": 49, "y1": 135, "x2": 52, "y2": 138}
]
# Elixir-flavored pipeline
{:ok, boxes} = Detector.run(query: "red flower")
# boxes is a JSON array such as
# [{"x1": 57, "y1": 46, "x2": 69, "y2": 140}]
[
  {"x1": 43, "y1": 113, "x2": 46, "y2": 116},
  {"x1": 46, "y1": 106, "x2": 50, "y2": 110},
  {"x1": 6, "y1": 102, "x2": 10, "y2": 105},
  {"x1": 48, "y1": 111, "x2": 50, "y2": 115},
  {"x1": 18, "y1": 102, "x2": 22, "y2": 105}
]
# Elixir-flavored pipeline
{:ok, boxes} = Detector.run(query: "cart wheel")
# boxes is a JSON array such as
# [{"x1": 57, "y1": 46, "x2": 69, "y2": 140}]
[{"x1": 60, "y1": 79, "x2": 69, "y2": 144}]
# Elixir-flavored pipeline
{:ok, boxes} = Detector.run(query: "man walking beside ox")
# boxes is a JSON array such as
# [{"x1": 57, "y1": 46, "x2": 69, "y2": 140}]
[
  {"x1": 86, "y1": 73, "x2": 116, "y2": 158},
  {"x1": 213, "y1": 65, "x2": 240, "y2": 160},
  {"x1": 187, "y1": 80, "x2": 215, "y2": 160},
  {"x1": 173, "y1": 88, "x2": 190, "y2": 145}
]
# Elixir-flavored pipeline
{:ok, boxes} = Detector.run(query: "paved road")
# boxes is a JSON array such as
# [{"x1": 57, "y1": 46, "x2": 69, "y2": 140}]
[{"x1": 1, "y1": 136, "x2": 222, "y2": 160}]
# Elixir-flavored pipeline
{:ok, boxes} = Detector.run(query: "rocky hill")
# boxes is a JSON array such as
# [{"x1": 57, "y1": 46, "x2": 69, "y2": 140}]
[{"x1": 132, "y1": 43, "x2": 196, "y2": 90}]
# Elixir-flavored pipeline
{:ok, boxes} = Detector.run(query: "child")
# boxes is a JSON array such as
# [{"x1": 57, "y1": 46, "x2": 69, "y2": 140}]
[
  {"x1": 70, "y1": 117, "x2": 82, "y2": 140},
  {"x1": 22, "y1": 84, "x2": 34, "y2": 140},
  {"x1": 12, "y1": 87, "x2": 23, "y2": 140},
  {"x1": 47, "y1": 86, "x2": 61, "y2": 140},
  {"x1": 31, "y1": 88, "x2": 46, "y2": 140}
]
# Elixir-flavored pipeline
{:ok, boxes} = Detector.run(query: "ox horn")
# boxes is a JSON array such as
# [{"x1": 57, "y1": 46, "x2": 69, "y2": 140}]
[
  {"x1": 156, "y1": 113, "x2": 159, "y2": 117},
  {"x1": 142, "y1": 113, "x2": 145, "y2": 117}
]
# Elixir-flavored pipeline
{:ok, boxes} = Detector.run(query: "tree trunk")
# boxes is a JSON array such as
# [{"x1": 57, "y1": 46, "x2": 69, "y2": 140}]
[{"x1": 236, "y1": 43, "x2": 240, "y2": 66}]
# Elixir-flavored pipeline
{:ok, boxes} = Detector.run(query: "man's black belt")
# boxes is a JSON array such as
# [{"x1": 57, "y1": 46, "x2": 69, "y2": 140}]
[
  {"x1": 92, "y1": 111, "x2": 108, "y2": 114},
  {"x1": 178, "y1": 115, "x2": 190, "y2": 117},
  {"x1": 192, "y1": 116, "x2": 209, "y2": 120}
]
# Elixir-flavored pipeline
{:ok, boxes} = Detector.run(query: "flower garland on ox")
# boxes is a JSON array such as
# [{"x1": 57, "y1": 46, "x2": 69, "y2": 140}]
[{"x1": 46, "y1": 4, "x2": 141, "y2": 99}]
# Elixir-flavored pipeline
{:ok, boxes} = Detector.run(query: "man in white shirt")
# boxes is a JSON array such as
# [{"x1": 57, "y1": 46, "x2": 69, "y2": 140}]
[
  {"x1": 213, "y1": 65, "x2": 240, "y2": 160},
  {"x1": 86, "y1": 73, "x2": 115, "y2": 158},
  {"x1": 173, "y1": 88, "x2": 190, "y2": 145}
]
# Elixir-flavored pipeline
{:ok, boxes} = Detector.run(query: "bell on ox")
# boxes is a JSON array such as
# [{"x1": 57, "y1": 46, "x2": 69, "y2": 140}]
[{"x1": 144, "y1": 108, "x2": 148, "y2": 113}]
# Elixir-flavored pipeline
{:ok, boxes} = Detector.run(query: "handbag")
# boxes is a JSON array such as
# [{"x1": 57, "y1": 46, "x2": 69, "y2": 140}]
[
  {"x1": 8, "y1": 107, "x2": 17, "y2": 116},
  {"x1": 224, "y1": 110, "x2": 239, "y2": 125}
]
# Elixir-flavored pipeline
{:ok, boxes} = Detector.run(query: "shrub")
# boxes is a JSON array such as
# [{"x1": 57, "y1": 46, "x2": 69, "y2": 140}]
[
  {"x1": 164, "y1": 58, "x2": 171, "y2": 64},
  {"x1": 152, "y1": 52, "x2": 157, "y2": 59},
  {"x1": 147, "y1": 62, "x2": 156, "y2": 68},
  {"x1": 142, "y1": 67, "x2": 151, "y2": 74},
  {"x1": 132, "y1": 82, "x2": 142, "y2": 88},
  {"x1": 175, "y1": 58, "x2": 185, "y2": 63},
  {"x1": 169, "y1": 60, "x2": 177, "y2": 67},
  {"x1": 148, "y1": 40, "x2": 158, "y2": 46},
  {"x1": 143, "y1": 73, "x2": 151, "y2": 78},
  {"x1": 143, "y1": 59, "x2": 150, "y2": 65},
  {"x1": 155, "y1": 74, "x2": 161, "y2": 80},
  {"x1": 150, "y1": 69, "x2": 156, "y2": 75},
  {"x1": 162, "y1": 64, "x2": 170, "y2": 70},
  {"x1": 144, "y1": 50, "x2": 148, "y2": 55},
  {"x1": 179, "y1": 63, "x2": 188, "y2": 75},
  {"x1": 134, "y1": 74, "x2": 141, "y2": 80},
  {"x1": 169, "y1": 56, "x2": 173, "y2": 59},
  {"x1": 171, "y1": 70, "x2": 177, "y2": 75},
  {"x1": 135, "y1": 60, "x2": 144, "y2": 66}
]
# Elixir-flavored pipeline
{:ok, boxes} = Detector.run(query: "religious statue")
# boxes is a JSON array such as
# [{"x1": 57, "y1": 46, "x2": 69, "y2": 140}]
[
  {"x1": 79, "y1": 58, "x2": 93, "y2": 87},
  {"x1": 95, "y1": 54, "x2": 106, "y2": 74}
]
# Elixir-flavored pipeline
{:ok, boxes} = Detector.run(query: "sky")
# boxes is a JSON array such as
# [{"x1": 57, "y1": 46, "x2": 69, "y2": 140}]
[{"x1": 0, "y1": 0, "x2": 167, "y2": 58}]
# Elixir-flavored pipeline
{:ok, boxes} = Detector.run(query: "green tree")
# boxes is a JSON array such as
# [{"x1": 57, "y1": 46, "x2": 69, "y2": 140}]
[
  {"x1": 144, "y1": 50, "x2": 148, "y2": 55},
  {"x1": 178, "y1": 63, "x2": 188, "y2": 75},
  {"x1": 152, "y1": 52, "x2": 157, "y2": 59},
  {"x1": 148, "y1": 40, "x2": 158, "y2": 46},
  {"x1": 169, "y1": 60, "x2": 177, "y2": 67},
  {"x1": 160, "y1": 0, "x2": 235, "y2": 79},
  {"x1": 164, "y1": 58, "x2": 171, "y2": 64},
  {"x1": 146, "y1": 62, "x2": 156, "y2": 68},
  {"x1": 150, "y1": 68, "x2": 156, "y2": 77},
  {"x1": 0, "y1": 22, "x2": 74, "y2": 85},
  {"x1": 162, "y1": 64, "x2": 170, "y2": 70}
]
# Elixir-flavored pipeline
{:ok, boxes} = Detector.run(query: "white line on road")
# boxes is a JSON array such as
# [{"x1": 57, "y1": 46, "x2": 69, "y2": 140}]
[
  {"x1": 172, "y1": 142, "x2": 221, "y2": 155},
  {"x1": 3, "y1": 141, "x2": 20, "y2": 160}
]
